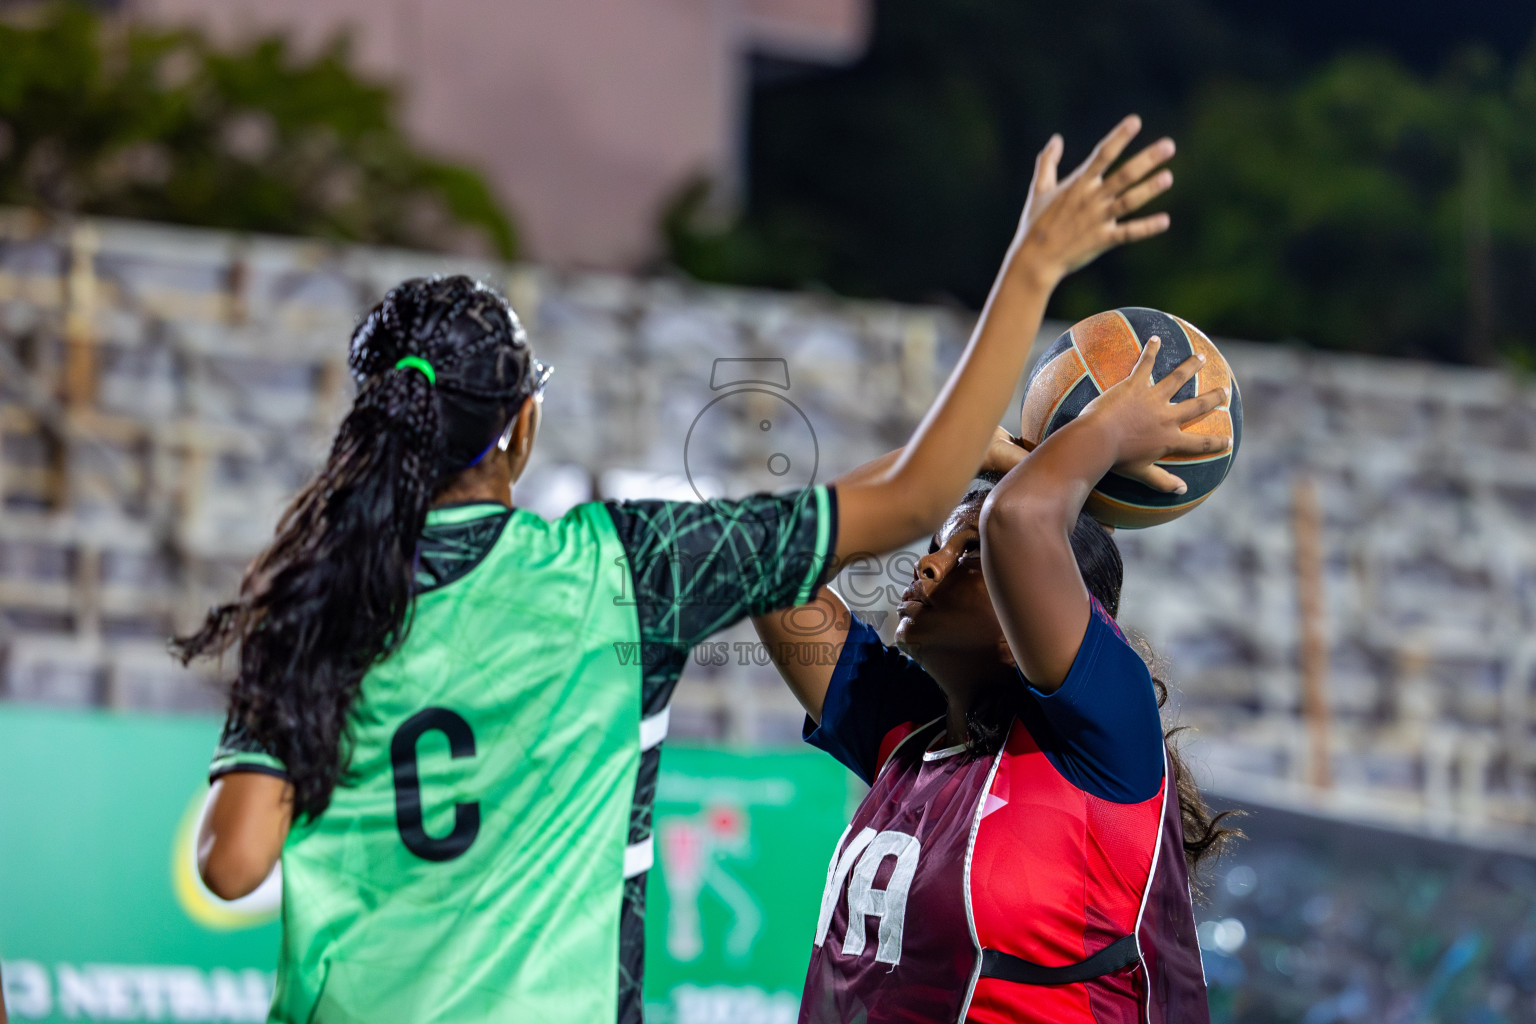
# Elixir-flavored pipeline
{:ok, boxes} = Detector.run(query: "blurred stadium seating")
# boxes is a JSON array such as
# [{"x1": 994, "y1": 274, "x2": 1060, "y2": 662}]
[{"x1": 2, "y1": 210, "x2": 1535, "y2": 852}]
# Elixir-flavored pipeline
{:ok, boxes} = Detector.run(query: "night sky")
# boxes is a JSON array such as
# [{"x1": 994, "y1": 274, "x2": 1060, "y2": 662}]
[{"x1": 1212, "y1": 0, "x2": 1536, "y2": 72}]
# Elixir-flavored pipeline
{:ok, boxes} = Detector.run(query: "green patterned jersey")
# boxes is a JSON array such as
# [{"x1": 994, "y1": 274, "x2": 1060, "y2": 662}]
[{"x1": 209, "y1": 487, "x2": 836, "y2": 1024}]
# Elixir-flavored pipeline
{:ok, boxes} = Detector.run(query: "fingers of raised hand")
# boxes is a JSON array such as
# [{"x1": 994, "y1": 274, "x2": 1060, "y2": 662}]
[
  {"x1": 1032, "y1": 133, "x2": 1063, "y2": 194},
  {"x1": 1110, "y1": 213, "x2": 1172, "y2": 246},
  {"x1": 1156, "y1": 352, "x2": 1205, "y2": 397},
  {"x1": 1122, "y1": 463, "x2": 1188, "y2": 495},
  {"x1": 1000, "y1": 430, "x2": 1035, "y2": 455},
  {"x1": 988, "y1": 444, "x2": 1028, "y2": 473},
  {"x1": 1164, "y1": 427, "x2": 1231, "y2": 457},
  {"x1": 1103, "y1": 137, "x2": 1175, "y2": 198},
  {"x1": 1130, "y1": 336, "x2": 1162, "y2": 384},
  {"x1": 1173, "y1": 385, "x2": 1229, "y2": 424},
  {"x1": 1080, "y1": 114, "x2": 1143, "y2": 180},
  {"x1": 1109, "y1": 170, "x2": 1173, "y2": 219}
]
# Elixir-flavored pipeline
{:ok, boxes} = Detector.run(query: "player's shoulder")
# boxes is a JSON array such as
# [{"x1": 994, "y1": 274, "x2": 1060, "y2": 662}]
[
  {"x1": 1087, "y1": 595, "x2": 1133, "y2": 645},
  {"x1": 602, "y1": 485, "x2": 826, "y2": 531},
  {"x1": 417, "y1": 501, "x2": 624, "y2": 600},
  {"x1": 498, "y1": 500, "x2": 622, "y2": 551},
  {"x1": 1055, "y1": 597, "x2": 1152, "y2": 701}
]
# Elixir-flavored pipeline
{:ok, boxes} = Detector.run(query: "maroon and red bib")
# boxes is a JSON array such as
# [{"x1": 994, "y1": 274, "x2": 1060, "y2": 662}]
[{"x1": 801, "y1": 717, "x2": 1209, "y2": 1024}]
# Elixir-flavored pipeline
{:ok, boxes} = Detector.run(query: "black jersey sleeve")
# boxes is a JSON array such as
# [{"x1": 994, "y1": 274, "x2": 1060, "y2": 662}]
[
  {"x1": 604, "y1": 484, "x2": 838, "y2": 663},
  {"x1": 208, "y1": 713, "x2": 289, "y2": 783},
  {"x1": 604, "y1": 484, "x2": 840, "y2": 1024}
]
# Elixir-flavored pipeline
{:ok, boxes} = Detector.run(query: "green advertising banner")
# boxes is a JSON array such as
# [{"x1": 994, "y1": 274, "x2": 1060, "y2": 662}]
[
  {"x1": 0, "y1": 707, "x2": 851, "y2": 1023},
  {"x1": 640, "y1": 748, "x2": 847, "y2": 1024}
]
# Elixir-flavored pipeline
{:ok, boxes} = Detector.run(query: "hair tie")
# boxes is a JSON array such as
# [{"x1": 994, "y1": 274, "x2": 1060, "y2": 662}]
[{"x1": 393, "y1": 356, "x2": 436, "y2": 386}]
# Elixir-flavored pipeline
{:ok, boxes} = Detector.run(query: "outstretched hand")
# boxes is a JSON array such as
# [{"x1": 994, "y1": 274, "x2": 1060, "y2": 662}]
[
  {"x1": 979, "y1": 425, "x2": 1033, "y2": 476},
  {"x1": 1009, "y1": 115, "x2": 1175, "y2": 285},
  {"x1": 1082, "y1": 337, "x2": 1230, "y2": 494}
]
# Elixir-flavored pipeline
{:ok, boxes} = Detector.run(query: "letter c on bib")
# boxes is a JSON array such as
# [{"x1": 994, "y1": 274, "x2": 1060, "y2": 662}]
[{"x1": 390, "y1": 707, "x2": 481, "y2": 862}]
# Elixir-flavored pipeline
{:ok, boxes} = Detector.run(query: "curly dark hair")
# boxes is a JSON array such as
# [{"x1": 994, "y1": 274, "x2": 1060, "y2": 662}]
[
  {"x1": 956, "y1": 473, "x2": 1242, "y2": 879},
  {"x1": 172, "y1": 275, "x2": 536, "y2": 821}
]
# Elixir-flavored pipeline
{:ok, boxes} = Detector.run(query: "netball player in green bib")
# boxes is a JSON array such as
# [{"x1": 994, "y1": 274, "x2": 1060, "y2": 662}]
[{"x1": 181, "y1": 116, "x2": 1180, "y2": 1023}]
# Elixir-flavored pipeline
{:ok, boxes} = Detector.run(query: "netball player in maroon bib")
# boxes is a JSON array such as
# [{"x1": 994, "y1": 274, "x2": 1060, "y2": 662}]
[{"x1": 756, "y1": 342, "x2": 1237, "y2": 1024}]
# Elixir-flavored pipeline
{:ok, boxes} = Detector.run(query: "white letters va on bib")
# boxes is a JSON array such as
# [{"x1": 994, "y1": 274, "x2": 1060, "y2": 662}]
[{"x1": 815, "y1": 827, "x2": 921, "y2": 966}]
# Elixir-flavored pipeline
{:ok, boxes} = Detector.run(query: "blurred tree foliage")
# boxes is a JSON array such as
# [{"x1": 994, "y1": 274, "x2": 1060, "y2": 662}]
[
  {"x1": 1131, "y1": 50, "x2": 1536, "y2": 365},
  {"x1": 667, "y1": 0, "x2": 1253, "y2": 306},
  {"x1": 0, "y1": 3, "x2": 516, "y2": 257},
  {"x1": 667, "y1": 0, "x2": 1536, "y2": 365}
]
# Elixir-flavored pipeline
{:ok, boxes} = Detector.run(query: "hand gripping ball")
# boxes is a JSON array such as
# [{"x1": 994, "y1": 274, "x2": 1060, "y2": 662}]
[{"x1": 1019, "y1": 307, "x2": 1242, "y2": 529}]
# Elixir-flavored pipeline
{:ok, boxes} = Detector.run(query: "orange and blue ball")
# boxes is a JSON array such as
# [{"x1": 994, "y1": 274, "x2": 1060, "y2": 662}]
[{"x1": 1019, "y1": 307, "x2": 1242, "y2": 529}]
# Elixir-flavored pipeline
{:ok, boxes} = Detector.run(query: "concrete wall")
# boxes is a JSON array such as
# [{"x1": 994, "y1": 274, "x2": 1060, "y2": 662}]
[
  {"x1": 128, "y1": 0, "x2": 870, "y2": 268},
  {"x1": 2, "y1": 213, "x2": 1534, "y2": 848}
]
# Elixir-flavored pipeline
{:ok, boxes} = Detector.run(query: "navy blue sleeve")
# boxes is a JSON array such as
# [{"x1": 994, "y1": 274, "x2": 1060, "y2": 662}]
[
  {"x1": 1017, "y1": 599, "x2": 1165, "y2": 803},
  {"x1": 803, "y1": 613, "x2": 947, "y2": 785}
]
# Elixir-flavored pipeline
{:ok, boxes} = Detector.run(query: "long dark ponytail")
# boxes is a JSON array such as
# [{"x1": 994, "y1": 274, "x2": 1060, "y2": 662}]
[
  {"x1": 173, "y1": 276, "x2": 535, "y2": 821},
  {"x1": 959, "y1": 474, "x2": 1242, "y2": 878}
]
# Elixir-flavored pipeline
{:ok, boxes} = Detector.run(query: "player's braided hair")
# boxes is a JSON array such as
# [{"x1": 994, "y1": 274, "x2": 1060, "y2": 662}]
[
  {"x1": 956, "y1": 474, "x2": 1242, "y2": 879},
  {"x1": 173, "y1": 275, "x2": 535, "y2": 821}
]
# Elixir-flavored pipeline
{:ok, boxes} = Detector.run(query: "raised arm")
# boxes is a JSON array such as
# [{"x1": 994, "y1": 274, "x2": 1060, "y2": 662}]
[
  {"x1": 752, "y1": 585, "x2": 853, "y2": 723},
  {"x1": 831, "y1": 115, "x2": 1176, "y2": 564},
  {"x1": 755, "y1": 428, "x2": 1029, "y2": 719},
  {"x1": 979, "y1": 340, "x2": 1228, "y2": 691}
]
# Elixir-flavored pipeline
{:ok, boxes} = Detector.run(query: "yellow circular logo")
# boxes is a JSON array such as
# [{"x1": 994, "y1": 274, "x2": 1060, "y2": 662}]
[{"x1": 171, "y1": 786, "x2": 281, "y2": 930}]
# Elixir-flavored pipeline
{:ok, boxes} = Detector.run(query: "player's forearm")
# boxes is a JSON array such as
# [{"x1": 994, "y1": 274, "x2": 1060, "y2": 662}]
[
  {"x1": 984, "y1": 410, "x2": 1116, "y2": 538},
  {"x1": 977, "y1": 414, "x2": 1116, "y2": 690},
  {"x1": 835, "y1": 254, "x2": 1057, "y2": 556},
  {"x1": 887, "y1": 252, "x2": 1055, "y2": 515},
  {"x1": 751, "y1": 615, "x2": 833, "y2": 722},
  {"x1": 750, "y1": 588, "x2": 851, "y2": 722},
  {"x1": 831, "y1": 447, "x2": 903, "y2": 488},
  {"x1": 833, "y1": 116, "x2": 1174, "y2": 561}
]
